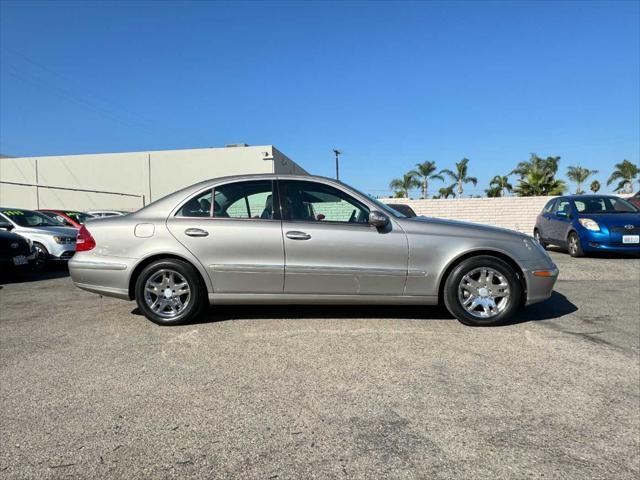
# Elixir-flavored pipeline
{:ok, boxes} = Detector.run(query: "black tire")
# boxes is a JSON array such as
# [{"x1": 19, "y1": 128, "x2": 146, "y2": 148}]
[
  {"x1": 567, "y1": 231, "x2": 584, "y2": 257},
  {"x1": 443, "y1": 255, "x2": 522, "y2": 327},
  {"x1": 32, "y1": 243, "x2": 49, "y2": 270},
  {"x1": 134, "y1": 259, "x2": 206, "y2": 326},
  {"x1": 533, "y1": 229, "x2": 548, "y2": 249}
]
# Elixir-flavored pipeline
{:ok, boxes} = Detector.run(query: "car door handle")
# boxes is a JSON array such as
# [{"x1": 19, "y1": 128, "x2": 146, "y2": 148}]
[
  {"x1": 286, "y1": 231, "x2": 311, "y2": 240},
  {"x1": 185, "y1": 228, "x2": 209, "y2": 237}
]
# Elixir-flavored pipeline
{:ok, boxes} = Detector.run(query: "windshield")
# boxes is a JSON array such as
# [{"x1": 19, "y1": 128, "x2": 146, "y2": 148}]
[
  {"x1": 66, "y1": 211, "x2": 94, "y2": 224},
  {"x1": 1, "y1": 209, "x2": 66, "y2": 227},
  {"x1": 574, "y1": 197, "x2": 639, "y2": 214}
]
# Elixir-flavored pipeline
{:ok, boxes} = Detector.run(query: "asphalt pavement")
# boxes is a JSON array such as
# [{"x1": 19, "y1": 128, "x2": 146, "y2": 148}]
[{"x1": 0, "y1": 251, "x2": 638, "y2": 479}]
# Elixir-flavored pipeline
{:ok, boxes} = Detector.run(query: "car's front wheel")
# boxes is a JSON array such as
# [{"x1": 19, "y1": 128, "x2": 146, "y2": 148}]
[
  {"x1": 444, "y1": 256, "x2": 522, "y2": 326},
  {"x1": 567, "y1": 232, "x2": 584, "y2": 257},
  {"x1": 135, "y1": 259, "x2": 206, "y2": 326},
  {"x1": 32, "y1": 243, "x2": 49, "y2": 270}
]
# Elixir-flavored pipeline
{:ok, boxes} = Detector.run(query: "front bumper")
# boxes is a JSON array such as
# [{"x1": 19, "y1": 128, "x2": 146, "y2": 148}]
[
  {"x1": 582, "y1": 241, "x2": 640, "y2": 254},
  {"x1": 523, "y1": 266, "x2": 559, "y2": 306},
  {"x1": 47, "y1": 242, "x2": 76, "y2": 261}
]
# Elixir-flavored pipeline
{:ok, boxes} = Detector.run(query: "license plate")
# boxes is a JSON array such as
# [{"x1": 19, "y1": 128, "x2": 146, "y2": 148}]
[
  {"x1": 622, "y1": 235, "x2": 640, "y2": 244},
  {"x1": 12, "y1": 255, "x2": 27, "y2": 266}
]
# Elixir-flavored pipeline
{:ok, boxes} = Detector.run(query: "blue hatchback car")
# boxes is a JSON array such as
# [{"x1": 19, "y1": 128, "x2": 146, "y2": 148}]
[{"x1": 534, "y1": 195, "x2": 640, "y2": 257}]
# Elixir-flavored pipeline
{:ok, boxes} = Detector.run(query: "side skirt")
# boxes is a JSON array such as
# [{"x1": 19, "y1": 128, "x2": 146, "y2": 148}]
[{"x1": 208, "y1": 293, "x2": 438, "y2": 305}]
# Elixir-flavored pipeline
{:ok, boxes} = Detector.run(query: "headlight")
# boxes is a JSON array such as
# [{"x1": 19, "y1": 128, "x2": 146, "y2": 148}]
[
  {"x1": 53, "y1": 236, "x2": 76, "y2": 244},
  {"x1": 578, "y1": 218, "x2": 600, "y2": 231}
]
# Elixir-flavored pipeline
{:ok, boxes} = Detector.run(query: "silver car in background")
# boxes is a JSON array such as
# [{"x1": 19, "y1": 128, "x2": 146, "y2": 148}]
[
  {"x1": 69, "y1": 174, "x2": 558, "y2": 326},
  {"x1": 0, "y1": 208, "x2": 77, "y2": 269}
]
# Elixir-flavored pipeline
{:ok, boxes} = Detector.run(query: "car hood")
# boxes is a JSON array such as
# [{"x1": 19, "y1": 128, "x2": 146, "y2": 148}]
[
  {"x1": 402, "y1": 215, "x2": 528, "y2": 240},
  {"x1": 14, "y1": 225, "x2": 78, "y2": 236},
  {"x1": 582, "y1": 212, "x2": 640, "y2": 227}
]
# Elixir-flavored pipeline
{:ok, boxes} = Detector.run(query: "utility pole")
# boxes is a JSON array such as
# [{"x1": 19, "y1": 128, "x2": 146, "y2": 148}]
[{"x1": 333, "y1": 149, "x2": 342, "y2": 180}]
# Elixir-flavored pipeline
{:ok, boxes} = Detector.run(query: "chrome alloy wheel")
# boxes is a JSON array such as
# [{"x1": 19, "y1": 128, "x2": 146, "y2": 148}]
[
  {"x1": 143, "y1": 269, "x2": 191, "y2": 319},
  {"x1": 568, "y1": 235, "x2": 579, "y2": 255},
  {"x1": 457, "y1": 267, "x2": 511, "y2": 319}
]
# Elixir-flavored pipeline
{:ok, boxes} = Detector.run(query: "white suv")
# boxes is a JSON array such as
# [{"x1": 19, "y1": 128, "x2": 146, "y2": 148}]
[{"x1": 0, "y1": 208, "x2": 78, "y2": 269}]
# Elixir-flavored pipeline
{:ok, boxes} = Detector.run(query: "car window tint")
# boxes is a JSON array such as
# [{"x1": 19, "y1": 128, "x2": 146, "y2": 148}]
[
  {"x1": 55, "y1": 215, "x2": 73, "y2": 226},
  {"x1": 574, "y1": 201, "x2": 586, "y2": 213},
  {"x1": 543, "y1": 199, "x2": 556, "y2": 213},
  {"x1": 578, "y1": 196, "x2": 638, "y2": 213},
  {"x1": 280, "y1": 181, "x2": 370, "y2": 224},
  {"x1": 213, "y1": 180, "x2": 274, "y2": 220},
  {"x1": 554, "y1": 200, "x2": 571, "y2": 215},
  {"x1": 0, "y1": 209, "x2": 62, "y2": 227},
  {"x1": 67, "y1": 212, "x2": 93, "y2": 224},
  {"x1": 177, "y1": 189, "x2": 213, "y2": 217}
]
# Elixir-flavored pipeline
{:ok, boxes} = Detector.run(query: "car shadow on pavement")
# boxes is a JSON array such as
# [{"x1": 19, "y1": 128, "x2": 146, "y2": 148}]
[
  {"x1": 505, "y1": 291, "x2": 577, "y2": 325},
  {"x1": 131, "y1": 291, "x2": 577, "y2": 326},
  {"x1": 0, "y1": 265, "x2": 70, "y2": 286}
]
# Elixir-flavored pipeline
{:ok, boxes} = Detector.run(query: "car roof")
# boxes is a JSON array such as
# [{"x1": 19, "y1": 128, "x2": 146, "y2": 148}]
[
  {"x1": 559, "y1": 195, "x2": 620, "y2": 200},
  {"x1": 133, "y1": 174, "x2": 371, "y2": 219}
]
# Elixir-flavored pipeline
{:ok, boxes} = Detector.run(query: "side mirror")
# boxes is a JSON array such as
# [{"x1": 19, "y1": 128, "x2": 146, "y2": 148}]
[
  {"x1": 0, "y1": 221, "x2": 14, "y2": 231},
  {"x1": 369, "y1": 210, "x2": 389, "y2": 228},
  {"x1": 556, "y1": 211, "x2": 568, "y2": 218}
]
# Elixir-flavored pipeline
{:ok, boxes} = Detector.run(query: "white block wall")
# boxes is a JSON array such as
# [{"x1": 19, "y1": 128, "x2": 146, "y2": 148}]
[{"x1": 381, "y1": 196, "x2": 556, "y2": 234}]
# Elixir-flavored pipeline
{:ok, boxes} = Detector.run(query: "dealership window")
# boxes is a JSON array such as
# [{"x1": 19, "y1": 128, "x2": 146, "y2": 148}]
[{"x1": 279, "y1": 180, "x2": 370, "y2": 224}]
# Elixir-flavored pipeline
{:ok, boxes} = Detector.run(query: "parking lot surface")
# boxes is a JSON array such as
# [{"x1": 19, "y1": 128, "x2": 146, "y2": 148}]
[{"x1": 1, "y1": 251, "x2": 639, "y2": 479}]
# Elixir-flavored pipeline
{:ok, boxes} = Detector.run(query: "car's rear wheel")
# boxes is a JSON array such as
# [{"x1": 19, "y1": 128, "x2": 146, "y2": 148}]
[
  {"x1": 32, "y1": 243, "x2": 49, "y2": 270},
  {"x1": 533, "y1": 229, "x2": 548, "y2": 249},
  {"x1": 567, "y1": 232, "x2": 584, "y2": 257},
  {"x1": 135, "y1": 259, "x2": 206, "y2": 326},
  {"x1": 444, "y1": 256, "x2": 522, "y2": 326}
]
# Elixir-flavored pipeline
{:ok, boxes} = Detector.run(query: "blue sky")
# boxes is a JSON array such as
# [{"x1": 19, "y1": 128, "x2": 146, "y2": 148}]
[{"x1": 1, "y1": 0, "x2": 638, "y2": 196}]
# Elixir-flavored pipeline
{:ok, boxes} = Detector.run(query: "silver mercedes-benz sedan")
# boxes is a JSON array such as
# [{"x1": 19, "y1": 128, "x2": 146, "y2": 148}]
[{"x1": 69, "y1": 174, "x2": 558, "y2": 326}]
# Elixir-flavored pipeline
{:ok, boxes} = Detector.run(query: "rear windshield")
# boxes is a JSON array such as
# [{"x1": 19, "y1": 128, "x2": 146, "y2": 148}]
[
  {"x1": 574, "y1": 197, "x2": 639, "y2": 214},
  {"x1": 66, "y1": 211, "x2": 94, "y2": 224}
]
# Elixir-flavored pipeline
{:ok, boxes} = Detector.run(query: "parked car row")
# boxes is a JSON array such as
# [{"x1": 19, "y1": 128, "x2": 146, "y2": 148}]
[{"x1": 0, "y1": 208, "x2": 128, "y2": 272}]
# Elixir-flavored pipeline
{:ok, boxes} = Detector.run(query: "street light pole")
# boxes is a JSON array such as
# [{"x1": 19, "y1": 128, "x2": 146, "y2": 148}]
[{"x1": 333, "y1": 148, "x2": 342, "y2": 180}]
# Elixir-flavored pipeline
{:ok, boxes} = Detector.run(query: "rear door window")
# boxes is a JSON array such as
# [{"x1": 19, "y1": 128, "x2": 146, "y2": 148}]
[{"x1": 214, "y1": 180, "x2": 275, "y2": 220}]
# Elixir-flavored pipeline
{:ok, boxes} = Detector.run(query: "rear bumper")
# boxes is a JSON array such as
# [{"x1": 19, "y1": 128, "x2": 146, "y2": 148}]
[{"x1": 69, "y1": 255, "x2": 132, "y2": 299}]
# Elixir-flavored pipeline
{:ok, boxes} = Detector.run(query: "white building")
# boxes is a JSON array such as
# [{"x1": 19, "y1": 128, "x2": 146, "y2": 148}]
[{"x1": 0, "y1": 144, "x2": 307, "y2": 211}]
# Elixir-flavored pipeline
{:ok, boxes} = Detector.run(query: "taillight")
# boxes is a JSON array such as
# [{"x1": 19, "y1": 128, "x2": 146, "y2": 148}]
[{"x1": 76, "y1": 225, "x2": 96, "y2": 252}]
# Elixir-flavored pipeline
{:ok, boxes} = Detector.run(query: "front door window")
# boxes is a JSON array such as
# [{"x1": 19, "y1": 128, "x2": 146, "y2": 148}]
[{"x1": 279, "y1": 180, "x2": 369, "y2": 224}]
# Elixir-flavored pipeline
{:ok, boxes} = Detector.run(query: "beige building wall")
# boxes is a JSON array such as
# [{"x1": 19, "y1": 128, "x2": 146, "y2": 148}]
[
  {"x1": 381, "y1": 196, "x2": 556, "y2": 234},
  {"x1": 0, "y1": 145, "x2": 307, "y2": 211}
]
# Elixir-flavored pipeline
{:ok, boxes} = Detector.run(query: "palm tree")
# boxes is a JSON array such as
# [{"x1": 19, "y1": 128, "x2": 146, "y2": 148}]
[
  {"x1": 567, "y1": 166, "x2": 598, "y2": 194},
  {"x1": 485, "y1": 186, "x2": 502, "y2": 197},
  {"x1": 607, "y1": 159, "x2": 639, "y2": 193},
  {"x1": 439, "y1": 158, "x2": 478, "y2": 198},
  {"x1": 409, "y1": 161, "x2": 444, "y2": 199},
  {"x1": 389, "y1": 172, "x2": 419, "y2": 198},
  {"x1": 590, "y1": 180, "x2": 600, "y2": 194},
  {"x1": 433, "y1": 185, "x2": 455, "y2": 199},
  {"x1": 489, "y1": 175, "x2": 513, "y2": 197},
  {"x1": 512, "y1": 154, "x2": 566, "y2": 196}
]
